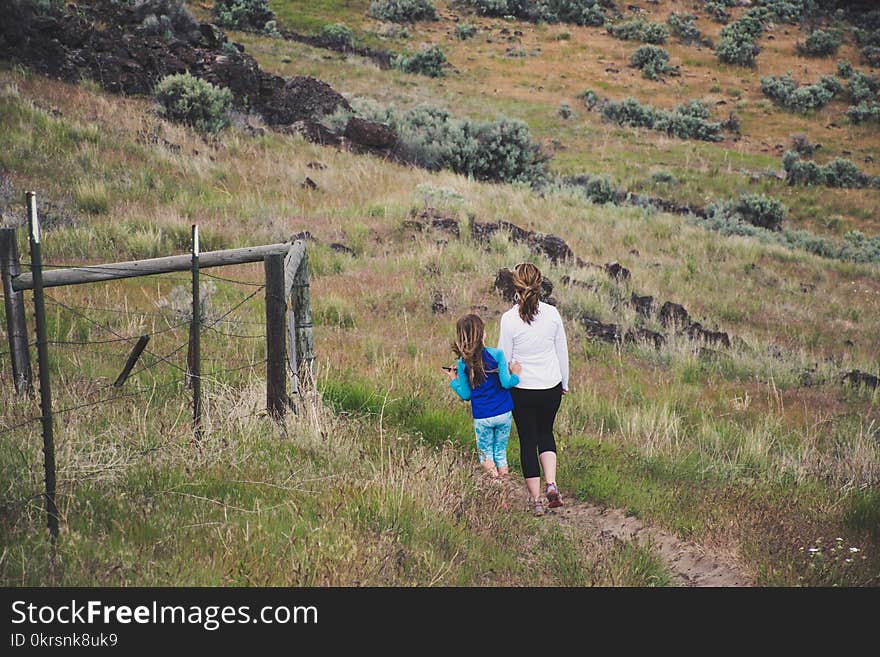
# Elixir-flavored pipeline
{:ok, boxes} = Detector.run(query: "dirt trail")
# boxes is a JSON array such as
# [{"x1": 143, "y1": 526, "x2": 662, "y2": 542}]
[
  {"x1": 492, "y1": 475, "x2": 752, "y2": 587},
  {"x1": 550, "y1": 501, "x2": 752, "y2": 587}
]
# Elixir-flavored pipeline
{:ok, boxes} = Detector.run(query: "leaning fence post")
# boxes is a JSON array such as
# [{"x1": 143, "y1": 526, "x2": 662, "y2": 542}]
[
  {"x1": 190, "y1": 225, "x2": 202, "y2": 440},
  {"x1": 26, "y1": 192, "x2": 58, "y2": 540},
  {"x1": 1, "y1": 227, "x2": 33, "y2": 394},
  {"x1": 292, "y1": 248, "x2": 314, "y2": 386},
  {"x1": 265, "y1": 253, "x2": 287, "y2": 420}
]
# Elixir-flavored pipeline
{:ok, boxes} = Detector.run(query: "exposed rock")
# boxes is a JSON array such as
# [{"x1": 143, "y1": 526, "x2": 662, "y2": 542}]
[
  {"x1": 604, "y1": 261, "x2": 630, "y2": 282},
  {"x1": 575, "y1": 313, "x2": 665, "y2": 349},
  {"x1": 278, "y1": 28, "x2": 393, "y2": 70},
  {"x1": 306, "y1": 161, "x2": 327, "y2": 170},
  {"x1": 630, "y1": 293, "x2": 655, "y2": 317},
  {"x1": 560, "y1": 276, "x2": 597, "y2": 291},
  {"x1": 431, "y1": 291, "x2": 447, "y2": 315},
  {"x1": 283, "y1": 120, "x2": 342, "y2": 146},
  {"x1": 842, "y1": 370, "x2": 879, "y2": 390},
  {"x1": 343, "y1": 117, "x2": 397, "y2": 152},
  {"x1": 301, "y1": 177, "x2": 318, "y2": 190},
  {"x1": 0, "y1": 1, "x2": 351, "y2": 132},
  {"x1": 472, "y1": 220, "x2": 581, "y2": 265},
  {"x1": 329, "y1": 242, "x2": 355, "y2": 256},
  {"x1": 659, "y1": 302, "x2": 690, "y2": 328}
]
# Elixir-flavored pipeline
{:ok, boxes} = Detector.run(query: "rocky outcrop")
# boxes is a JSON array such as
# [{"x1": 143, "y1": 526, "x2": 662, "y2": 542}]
[{"x1": 0, "y1": 1, "x2": 354, "y2": 130}]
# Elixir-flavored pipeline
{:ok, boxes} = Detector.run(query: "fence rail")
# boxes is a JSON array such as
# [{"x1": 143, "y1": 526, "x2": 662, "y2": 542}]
[{"x1": 1, "y1": 193, "x2": 315, "y2": 540}]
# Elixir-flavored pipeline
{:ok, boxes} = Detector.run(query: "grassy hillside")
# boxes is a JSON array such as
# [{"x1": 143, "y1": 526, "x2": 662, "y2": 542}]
[{"x1": 1, "y1": 0, "x2": 879, "y2": 586}]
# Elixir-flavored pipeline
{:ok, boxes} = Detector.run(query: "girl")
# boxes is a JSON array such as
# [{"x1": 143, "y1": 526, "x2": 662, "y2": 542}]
[
  {"x1": 447, "y1": 314, "x2": 522, "y2": 479},
  {"x1": 498, "y1": 263, "x2": 569, "y2": 516}
]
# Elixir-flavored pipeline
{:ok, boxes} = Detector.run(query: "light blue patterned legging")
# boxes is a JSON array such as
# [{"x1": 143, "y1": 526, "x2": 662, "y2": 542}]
[{"x1": 473, "y1": 411, "x2": 513, "y2": 467}]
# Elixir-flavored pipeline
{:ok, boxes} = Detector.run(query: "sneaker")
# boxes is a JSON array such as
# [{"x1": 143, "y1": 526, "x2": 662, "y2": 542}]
[
  {"x1": 546, "y1": 482, "x2": 563, "y2": 508},
  {"x1": 532, "y1": 498, "x2": 545, "y2": 517}
]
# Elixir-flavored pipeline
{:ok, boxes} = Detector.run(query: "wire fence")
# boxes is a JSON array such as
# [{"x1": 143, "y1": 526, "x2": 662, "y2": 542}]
[{"x1": 1, "y1": 261, "x2": 272, "y2": 439}]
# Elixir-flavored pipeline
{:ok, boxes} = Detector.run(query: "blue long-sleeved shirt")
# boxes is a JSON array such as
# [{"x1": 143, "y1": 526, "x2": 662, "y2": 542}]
[{"x1": 449, "y1": 347, "x2": 519, "y2": 419}]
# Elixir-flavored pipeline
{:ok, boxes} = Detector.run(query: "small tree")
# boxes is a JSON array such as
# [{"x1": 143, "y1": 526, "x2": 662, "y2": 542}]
[
  {"x1": 395, "y1": 46, "x2": 448, "y2": 77},
  {"x1": 368, "y1": 0, "x2": 437, "y2": 23}
]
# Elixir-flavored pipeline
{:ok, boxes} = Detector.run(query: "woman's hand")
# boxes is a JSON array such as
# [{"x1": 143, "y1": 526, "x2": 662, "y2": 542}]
[{"x1": 509, "y1": 360, "x2": 522, "y2": 375}]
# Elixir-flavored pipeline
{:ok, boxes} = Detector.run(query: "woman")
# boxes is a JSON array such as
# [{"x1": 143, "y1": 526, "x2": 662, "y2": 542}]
[{"x1": 498, "y1": 263, "x2": 569, "y2": 516}]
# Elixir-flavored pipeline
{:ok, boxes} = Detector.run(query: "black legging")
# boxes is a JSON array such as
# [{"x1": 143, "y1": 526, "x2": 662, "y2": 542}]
[{"x1": 510, "y1": 384, "x2": 563, "y2": 479}]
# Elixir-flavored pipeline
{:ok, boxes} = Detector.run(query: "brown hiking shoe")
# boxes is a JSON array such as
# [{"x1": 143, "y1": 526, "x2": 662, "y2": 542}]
[{"x1": 546, "y1": 482, "x2": 563, "y2": 508}]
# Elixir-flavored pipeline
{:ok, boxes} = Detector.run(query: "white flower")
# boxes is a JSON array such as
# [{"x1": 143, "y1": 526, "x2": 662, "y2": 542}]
[
  {"x1": 849, "y1": 547, "x2": 860, "y2": 553},
  {"x1": 808, "y1": 547, "x2": 820, "y2": 553}
]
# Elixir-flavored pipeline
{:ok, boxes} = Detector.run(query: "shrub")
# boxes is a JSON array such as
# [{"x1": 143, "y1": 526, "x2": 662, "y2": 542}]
[
  {"x1": 534, "y1": 0, "x2": 607, "y2": 26},
  {"x1": 783, "y1": 151, "x2": 878, "y2": 188},
  {"x1": 154, "y1": 73, "x2": 233, "y2": 134},
  {"x1": 716, "y1": 36, "x2": 761, "y2": 66},
  {"x1": 667, "y1": 12, "x2": 701, "y2": 45},
  {"x1": 600, "y1": 97, "x2": 723, "y2": 141},
  {"x1": 577, "y1": 89, "x2": 600, "y2": 110},
  {"x1": 756, "y1": 0, "x2": 813, "y2": 24},
  {"x1": 837, "y1": 60, "x2": 853, "y2": 78},
  {"x1": 848, "y1": 71, "x2": 880, "y2": 104},
  {"x1": 455, "y1": 23, "x2": 478, "y2": 40},
  {"x1": 703, "y1": 2, "x2": 731, "y2": 24},
  {"x1": 861, "y1": 46, "x2": 880, "y2": 68},
  {"x1": 606, "y1": 19, "x2": 668, "y2": 44},
  {"x1": 847, "y1": 102, "x2": 880, "y2": 124},
  {"x1": 732, "y1": 193, "x2": 787, "y2": 231},
  {"x1": 213, "y1": 0, "x2": 276, "y2": 34},
  {"x1": 368, "y1": 0, "x2": 437, "y2": 23},
  {"x1": 341, "y1": 101, "x2": 549, "y2": 185},
  {"x1": 319, "y1": 23, "x2": 356, "y2": 49},
  {"x1": 629, "y1": 45, "x2": 680, "y2": 80},
  {"x1": 650, "y1": 169, "x2": 677, "y2": 184},
  {"x1": 558, "y1": 102, "x2": 576, "y2": 119},
  {"x1": 565, "y1": 173, "x2": 619, "y2": 204},
  {"x1": 798, "y1": 30, "x2": 843, "y2": 57},
  {"x1": 760, "y1": 73, "x2": 841, "y2": 112},
  {"x1": 790, "y1": 133, "x2": 820, "y2": 155},
  {"x1": 394, "y1": 45, "x2": 448, "y2": 77}
]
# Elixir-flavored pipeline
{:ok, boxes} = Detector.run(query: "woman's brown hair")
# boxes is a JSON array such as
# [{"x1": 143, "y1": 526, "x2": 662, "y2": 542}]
[
  {"x1": 512, "y1": 262, "x2": 542, "y2": 324},
  {"x1": 452, "y1": 314, "x2": 487, "y2": 388}
]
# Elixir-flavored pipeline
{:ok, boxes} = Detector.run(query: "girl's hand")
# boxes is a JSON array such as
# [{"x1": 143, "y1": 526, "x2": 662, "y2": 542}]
[
  {"x1": 509, "y1": 360, "x2": 522, "y2": 375},
  {"x1": 446, "y1": 367, "x2": 458, "y2": 382}
]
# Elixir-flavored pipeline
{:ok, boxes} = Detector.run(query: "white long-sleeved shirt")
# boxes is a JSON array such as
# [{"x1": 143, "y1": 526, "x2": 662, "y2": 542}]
[{"x1": 498, "y1": 301, "x2": 569, "y2": 391}]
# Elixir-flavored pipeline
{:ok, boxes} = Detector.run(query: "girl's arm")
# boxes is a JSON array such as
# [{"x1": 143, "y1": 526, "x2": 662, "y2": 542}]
[
  {"x1": 449, "y1": 359, "x2": 472, "y2": 401},
  {"x1": 493, "y1": 349, "x2": 520, "y2": 389}
]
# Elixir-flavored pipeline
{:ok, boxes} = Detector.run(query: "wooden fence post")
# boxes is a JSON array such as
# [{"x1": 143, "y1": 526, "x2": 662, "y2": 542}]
[
  {"x1": 264, "y1": 253, "x2": 287, "y2": 419},
  {"x1": 1, "y1": 227, "x2": 33, "y2": 394},
  {"x1": 27, "y1": 192, "x2": 58, "y2": 539},
  {"x1": 190, "y1": 225, "x2": 202, "y2": 440},
  {"x1": 292, "y1": 249, "x2": 314, "y2": 386}
]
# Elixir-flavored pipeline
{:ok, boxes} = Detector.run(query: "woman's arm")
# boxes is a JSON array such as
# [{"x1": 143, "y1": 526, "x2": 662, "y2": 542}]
[
  {"x1": 449, "y1": 359, "x2": 472, "y2": 401},
  {"x1": 555, "y1": 314, "x2": 570, "y2": 391}
]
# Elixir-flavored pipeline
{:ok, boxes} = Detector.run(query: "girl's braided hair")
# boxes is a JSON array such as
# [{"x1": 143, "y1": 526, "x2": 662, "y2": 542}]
[
  {"x1": 452, "y1": 314, "x2": 487, "y2": 388},
  {"x1": 512, "y1": 262, "x2": 542, "y2": 324}
]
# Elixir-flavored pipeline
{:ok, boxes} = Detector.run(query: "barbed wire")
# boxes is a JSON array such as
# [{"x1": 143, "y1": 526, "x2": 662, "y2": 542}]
[{"x1": 200, "y1": 270, "x2": 263, "y2": 287}]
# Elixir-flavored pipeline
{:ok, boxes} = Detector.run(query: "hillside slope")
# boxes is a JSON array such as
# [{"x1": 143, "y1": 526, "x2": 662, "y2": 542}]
[{"x1": 1, "y1": 0, "x2": 878, "y2": 586}]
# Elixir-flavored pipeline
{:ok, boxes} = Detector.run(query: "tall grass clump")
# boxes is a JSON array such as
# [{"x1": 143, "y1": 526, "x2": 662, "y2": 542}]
[
  {"x1": 319, "y1": 23, "x2": 356, "y2": 49},
  {"x1": 153, "y1": 73, "x2": 233, "y2": 134}
]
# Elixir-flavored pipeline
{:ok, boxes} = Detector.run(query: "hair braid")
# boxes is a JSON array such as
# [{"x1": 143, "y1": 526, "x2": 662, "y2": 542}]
[
  {"x1": 452, "y1": 314, "x2": 487, "y2": 388},
  {"x1": 512, "y1": 263, "x2": 542, "y2": 324}
]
